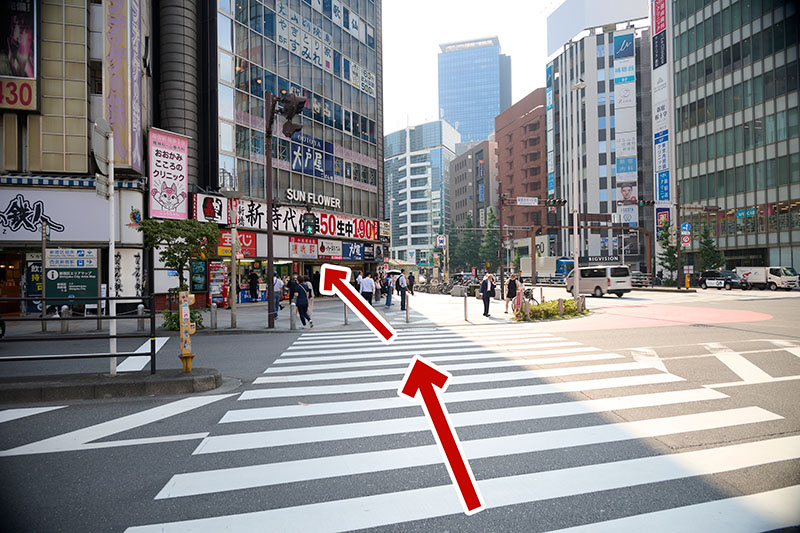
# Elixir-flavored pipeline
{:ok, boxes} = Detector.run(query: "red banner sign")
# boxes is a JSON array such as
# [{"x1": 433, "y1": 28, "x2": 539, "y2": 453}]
[{"x1": 218, "y1": 230, "x2": 257, "y2": 257}]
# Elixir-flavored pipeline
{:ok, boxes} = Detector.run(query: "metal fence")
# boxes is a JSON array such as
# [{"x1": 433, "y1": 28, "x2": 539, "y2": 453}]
[{"x1": 0, "y1": 295, "x2": 158, "y2": 374}]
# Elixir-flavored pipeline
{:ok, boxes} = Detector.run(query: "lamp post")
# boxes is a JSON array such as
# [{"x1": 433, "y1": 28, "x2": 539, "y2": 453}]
[{"x1": 571, "y1": 79, "x2": 586, "y2": 298}]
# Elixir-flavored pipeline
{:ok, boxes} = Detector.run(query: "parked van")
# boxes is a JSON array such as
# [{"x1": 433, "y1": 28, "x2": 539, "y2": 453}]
[
  {"x1": 565, "y1": 266, "x2": 633, "y2": 297},
  {"x1": 734, "y1": 266, "x2": 799, "y2": 291}
]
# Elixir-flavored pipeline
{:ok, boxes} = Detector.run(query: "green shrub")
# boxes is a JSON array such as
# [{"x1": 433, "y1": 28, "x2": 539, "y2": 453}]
[
  {"x1": 162, "y1": 309, "x2": 205, "y2": 331},
  {"x1": 512, "y1": 298, "x2": 586, "y2": 322}
]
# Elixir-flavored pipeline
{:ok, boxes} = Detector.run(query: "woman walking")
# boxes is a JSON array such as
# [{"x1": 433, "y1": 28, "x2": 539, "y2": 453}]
[
  {"x1": 505, "y1": 273, "x2": 520, "y2": 314},
  {"x1": 385, "y1": 273, "x2": 395, "y2": 307}
]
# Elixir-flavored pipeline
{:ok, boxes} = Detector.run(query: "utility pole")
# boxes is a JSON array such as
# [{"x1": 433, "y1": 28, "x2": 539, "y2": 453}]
[
  {"x1": 675, "y1": 185, "x2": 682, "y2": 289},
  {"x1": 107, "y1": 129, "x2": 117, "y2": 376},
  {"x1": 265, "y1": 92, "x2": 278, "y2": 329},
  {"x1": 498, "y1": 193, "x2": 506, "y2": 299}
]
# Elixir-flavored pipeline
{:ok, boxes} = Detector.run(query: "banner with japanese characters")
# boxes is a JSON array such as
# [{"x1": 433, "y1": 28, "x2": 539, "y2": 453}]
[
  {"x1": 289, "y1": 236, "x2": 318, "y2": 259},
  {"x1": 149, "y1": 128, "x2": 189, "y2": 219}
]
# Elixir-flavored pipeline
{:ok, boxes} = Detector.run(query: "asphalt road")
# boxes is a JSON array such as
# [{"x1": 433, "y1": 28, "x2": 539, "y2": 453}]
[{"x1": 1, "y1": 290, "x2": 799, "y2": 532}]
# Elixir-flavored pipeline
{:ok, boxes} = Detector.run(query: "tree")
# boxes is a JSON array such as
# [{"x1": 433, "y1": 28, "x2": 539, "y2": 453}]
[
  {"x1": 139, "y1": 219, "x2": 221, "y2": 291},
  {"x1": 480, "y1": 208, "x2": 501, "y2": 272},
  {"x1": 455, "y1": 213, "x2": 481, "y2": 270},
  {"x1": 656, "y1": 219, "x2": 678, "y2": 285},
  {"x1": 446, "y1": 231, "x2": 460, "y2": 273},
  {"x1": 513, "y1": 248, "x2": 521, "y2": 272},
  {"x1": 696, "y1": 227, "x2": 723, "y2": 271}
]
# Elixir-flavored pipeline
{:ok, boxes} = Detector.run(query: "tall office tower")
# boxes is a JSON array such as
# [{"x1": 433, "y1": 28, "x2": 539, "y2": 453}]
[
  {"x1": 657, "y1": 0, "x2": 799, "y2": 269},
  {"x1": 438, "y1": 37, "x2": 511, "y2": 142},
  {"x1": 495, "y1": 88, "x2": 547, "y2": 260},
  {"x1": 546, "y1": 0, "x2": 653, "y2": 271},
  {"x1": 384, "y1": 121, "x2": 460, "y2": 269}
]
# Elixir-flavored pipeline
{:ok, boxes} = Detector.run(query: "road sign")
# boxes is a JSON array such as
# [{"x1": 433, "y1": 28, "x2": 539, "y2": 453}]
[
  {"x1": 95, "y1": 173, "x2": 109, "y2": 198},
  {"x1": 44, "y1": 248, "x2": 99, "y2": 305},
  {"x1": 681, "y1": 222, "x2": 691, "y2": 233},
  {"x1": 516, "y1": 197, "x2": 539, "y2": 206},
  {"x1": 92, "y1": 119, "x2": 112, "y2": 176},
  {"x1": 681, "y1": 234, "x2": 691, "y2": 246},
  {"x1": 436, "y1": 234, "x2": 446, "y2": 248}
]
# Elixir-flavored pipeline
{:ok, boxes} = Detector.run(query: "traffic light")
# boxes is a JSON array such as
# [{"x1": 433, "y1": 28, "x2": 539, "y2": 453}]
[
  {"x1": 301, "y1": 212, "x2": 316, "y2": 235},
  {"x1": 638, "y1": 199, "x2": 656, "y2": 207},
  {"x1": 547, "y1": 198, "x2": 567, "y2": 206},
  {"x1": 280, "y1": 93, "x2": 307, "y2": 138}
]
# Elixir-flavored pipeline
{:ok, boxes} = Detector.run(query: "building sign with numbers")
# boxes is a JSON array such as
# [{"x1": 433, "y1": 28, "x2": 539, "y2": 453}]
[{"x1": 0, "y1": 1, "x2": 38, "y2": 112}]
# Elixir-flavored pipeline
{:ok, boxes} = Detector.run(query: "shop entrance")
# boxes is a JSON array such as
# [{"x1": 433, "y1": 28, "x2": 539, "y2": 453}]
[{"x1": 0, "y1": 252, "x2": 23, "y2": 315}]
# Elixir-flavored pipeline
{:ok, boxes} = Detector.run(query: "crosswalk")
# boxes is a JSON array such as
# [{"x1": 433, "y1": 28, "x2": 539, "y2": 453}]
[{"x1": 127, "y1": 325, "x2": 800, "y2": 532}]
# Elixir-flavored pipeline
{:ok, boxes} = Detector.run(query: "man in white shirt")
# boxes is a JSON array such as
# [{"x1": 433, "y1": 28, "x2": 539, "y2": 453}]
[
  {"x1": 397, "y1": 269, "x2": 408, "y2": 311},
  {"x1": 272, "y1": 273, "x2": 284, "y2": 317},
  {"x1": 356, "y1": 271, "x2": 363, "y2": 291},
  {"x1": 360, "y1": 272, "x2": 376, "y2": 304}
]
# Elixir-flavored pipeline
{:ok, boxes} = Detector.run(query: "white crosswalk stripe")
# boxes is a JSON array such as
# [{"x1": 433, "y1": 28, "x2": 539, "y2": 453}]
[{"x1": 126, "y1": 325, "x2": 798, "y2": 532}]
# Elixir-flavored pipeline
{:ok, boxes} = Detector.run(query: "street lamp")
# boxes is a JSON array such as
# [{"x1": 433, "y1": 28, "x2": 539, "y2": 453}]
[{"x1": 571, "y1": 78, "x2": 586, "y2": 299}]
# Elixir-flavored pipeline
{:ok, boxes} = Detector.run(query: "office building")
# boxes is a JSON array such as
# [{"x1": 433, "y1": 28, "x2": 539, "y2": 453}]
[
  {"x1": 0, "y1": 0, "x2": 152, "y2": 314},
  {"x1": 384, "y1": 120, "x2": 460, "y2": 267},
  {"x1": 450, "y1": 139, "x2": 498, "y2": 230},
  {"x1": 495, "y1": 88, "x2": 547, "y2": 260},
  {"x1": 438, "y1": 37, "x2": 511, "y2": 142},
  {"x1": 546, "y1": 0, "x2": 654, "y2": 271},
  {"x1": 659, "y1": 0, "x2": 799, "y2": 269}
]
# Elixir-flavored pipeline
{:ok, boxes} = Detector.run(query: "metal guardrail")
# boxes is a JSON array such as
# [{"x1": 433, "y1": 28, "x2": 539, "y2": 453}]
[{"x1": 0, "y1": 295, "x2": 158, "y2": 374}]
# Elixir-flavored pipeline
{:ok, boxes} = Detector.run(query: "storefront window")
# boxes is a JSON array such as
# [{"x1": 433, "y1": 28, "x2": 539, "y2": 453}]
[{"x1": 777, "y1": 202, "x2": 790, "y2": 231}]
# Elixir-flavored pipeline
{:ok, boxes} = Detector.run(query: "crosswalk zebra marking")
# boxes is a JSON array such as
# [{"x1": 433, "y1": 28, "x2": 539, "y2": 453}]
[
  {"x1": 225, "y1": 373, "x2": 683, "y2": 422},
  {"x1": 282, "y1": 336, "x2": 571, "y2": 356},
  {"x1": 217, "y1": 388, "x2": 728, "y2": 445},
  {"x1": 129, "y1": 435, "x2": 800, "y2": 533},
  {"x1": 267, "y1": 345, "x2": 596, "y2": 372},
  {"x1": 272, "y1": 341, "x2": 585, "y2": 365},
  {"x1": 162, "y1": 407, "x2": 778, "y2": 498},
  {"x1": 547, "y1": 485, "x2": 800, "y2": 532},
  {"x1": 241, "y1": 361, "x2": 655, "y2": 400},
  {"x1": 289, "y1": 330, "x2": 555, "y2": 347},
  {"x1": 255, "y1": 352, "x2": 625, "y2": 383}
]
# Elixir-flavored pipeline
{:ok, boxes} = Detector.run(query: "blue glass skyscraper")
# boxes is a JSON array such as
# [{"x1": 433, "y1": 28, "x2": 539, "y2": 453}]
[{"x1": 438, "y1": 37, "x2": 512, "y2": 142}]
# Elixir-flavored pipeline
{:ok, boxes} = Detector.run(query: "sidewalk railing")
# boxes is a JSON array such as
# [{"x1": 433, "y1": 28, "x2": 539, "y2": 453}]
[{"x1": 0, "y1": 295, "x2": 159, "y2": 374}]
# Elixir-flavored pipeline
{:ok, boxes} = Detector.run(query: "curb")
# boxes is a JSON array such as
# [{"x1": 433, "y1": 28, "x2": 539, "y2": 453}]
[{"x1": 0, "y1": 368, "x2": 223, "y2": 404}]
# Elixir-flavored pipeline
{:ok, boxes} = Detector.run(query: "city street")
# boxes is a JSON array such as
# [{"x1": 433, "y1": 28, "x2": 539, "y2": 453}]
[{"x1": 1, "y1": 290, "x2": 799, "y2": 531}]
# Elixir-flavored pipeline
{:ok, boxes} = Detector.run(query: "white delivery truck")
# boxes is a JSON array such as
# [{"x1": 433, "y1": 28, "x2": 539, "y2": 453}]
[{"x1": 734, "y1": 266, "x2": 799, "y2": 291}]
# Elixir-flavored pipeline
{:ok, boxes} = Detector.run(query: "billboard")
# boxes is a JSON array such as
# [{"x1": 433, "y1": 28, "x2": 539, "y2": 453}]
[
  {"x1": 149, "y1": 128, "x2": 189, "y2": 219},
  {"x1": 0, "y1": 0, "x2": 38, "y2": 111}
]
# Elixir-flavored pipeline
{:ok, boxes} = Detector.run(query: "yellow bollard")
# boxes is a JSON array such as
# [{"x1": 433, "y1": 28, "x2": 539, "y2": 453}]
[{"x1": 178, "y1": 291, "x2": 196, "y2": 373}]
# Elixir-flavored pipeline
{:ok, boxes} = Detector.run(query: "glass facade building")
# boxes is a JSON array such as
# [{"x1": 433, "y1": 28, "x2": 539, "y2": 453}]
[
  {"x1": 384, "y1": 121, "x2": 460, "y2": 266},
  {"x1": 665, "y1": 0, "x2": 800, "y2": 268},
  {"x1": 211, "y1": 0, "x2": 382, "y2": 220},
  {"x1": 438, "y1": 37, "x2": 512, "y2": 142}
]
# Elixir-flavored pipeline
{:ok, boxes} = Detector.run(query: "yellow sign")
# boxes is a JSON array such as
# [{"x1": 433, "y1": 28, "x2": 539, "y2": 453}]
[
  {"x1": 178, "y1": 291, "x2": 196, "y2": 372},
  {"x1": 685, "y1": 273, "x2": 691, "y2": 289}
]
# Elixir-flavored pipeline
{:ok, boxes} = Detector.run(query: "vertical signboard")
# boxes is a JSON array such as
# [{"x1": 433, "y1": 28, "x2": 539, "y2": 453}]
[
  {"x1": 0, "y1": 1, "x2": 38, "y2": 112},
  {"x1": 545, "y1": 64, "x2": 555, "y2": 199},
  {"x1": 129, "y1": 0, "x2": 143, "y2": 173},
  {"x1": 149, "y1": 128, "x2": 189, "y2": 219},
  {"x1": 105, "y1": 0, "x2": 130, "y2": 168},
  {"x1": 651, "y1": 0, "x2": 673, "y2": 260},
  {"x1": 614, "y1": 29, "x2": 639, "y2": 229}
]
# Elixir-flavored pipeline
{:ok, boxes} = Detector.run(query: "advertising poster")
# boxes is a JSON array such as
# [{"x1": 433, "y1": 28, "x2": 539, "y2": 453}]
[
  {"x1": 149, "y1": 129, "x2": 189, "y2": 219},
  {"x1": 318, "y1": 239, "x2": 342, "y2": 260},
  {"x1": 0, "y1": 0, "x2": 37, "y2": 112},
  {"x1": 0, "y1": 189, "x2": 111, "y2": 242},
  {"x1": 218, "y1": 230, "x2": 257, "y2": 257},
  {"x1": 289, "y1": 236, "x2": 319, "y2": 259},
  {"x1": 193, "y1": 193, "x2": 228, "y2": 224},
  {"x1": 617, "y1": 181, "x2": 639, "y2": 204},
  {"x1": 342, "y1": 241, "x2": 363, "y2": 261}
]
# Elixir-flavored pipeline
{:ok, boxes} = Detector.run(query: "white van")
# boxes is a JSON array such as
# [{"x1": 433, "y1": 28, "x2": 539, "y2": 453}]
[{"x1": 565, "y1": 266, "x2": 633, "y2": 297}]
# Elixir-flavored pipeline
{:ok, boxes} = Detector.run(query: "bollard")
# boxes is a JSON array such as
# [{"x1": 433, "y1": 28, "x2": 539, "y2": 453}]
[
  {"x1": 290, "y1": 302, "x2": 297, "y2": 330},
  {"x1": 558, "y1": 298, "x2": 564, "y2": 316},
  {"x1": 463, "y1": 293, "x2": 468, "y2": 321},
  {"x1": 60, "y1": 306, "x2": 69, "y2": 334},
  {"x1": 210, "y1": 303, "x2": 218, "y2": 330},
  {"x1": 541, "y1": 287, "x2": 545, "y2": 303},
  {"x1": 343, "y1": 301, "x2": 349, "y2": 325},
  {"x1": 137, "y1": 303, "x2": 145, "y2": 331}
]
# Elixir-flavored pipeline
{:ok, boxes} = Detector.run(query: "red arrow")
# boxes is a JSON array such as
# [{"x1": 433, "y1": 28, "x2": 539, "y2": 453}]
[
  {"x1": 319, "y1": 264, "x2": 397, "y2": 344},
  {"x1": 399, "y1": 355, "x2": 485, "y2": 515}
]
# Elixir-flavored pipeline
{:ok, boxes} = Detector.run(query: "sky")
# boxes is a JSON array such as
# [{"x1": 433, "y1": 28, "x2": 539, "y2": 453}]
[{"x1": 381, "y1": 0, "x2": 565, "y2": 135}]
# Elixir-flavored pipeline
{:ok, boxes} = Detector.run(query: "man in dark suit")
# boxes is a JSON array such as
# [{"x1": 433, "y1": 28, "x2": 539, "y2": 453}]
[{"x1": 480, "y1": 274, "x2": 496, "y2": 317}]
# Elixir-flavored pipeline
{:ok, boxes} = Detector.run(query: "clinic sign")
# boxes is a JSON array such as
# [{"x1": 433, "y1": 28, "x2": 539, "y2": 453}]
[{"x1": 44, "y1": 249, "x2": 99, "y2": 305}]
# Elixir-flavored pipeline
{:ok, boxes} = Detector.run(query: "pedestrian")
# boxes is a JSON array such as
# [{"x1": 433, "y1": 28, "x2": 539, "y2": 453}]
[
  {"x1": 312, "y1": 271, "x2": 321, "y2": 298},
  {"x1": 505, "y1": 272, "x2": 520, "y2": 314},
  {"x1": 271, "y1": 273, "x2": 283, "y2": 317},
  {"x1": 408, "y1": 272, "x2": 415, "y2": 295},
  {"x1": 360, "y1": 272, "x2": 376, "y2": 304},
  {"x1": 385, "y1": 273, "x2": 395, "y2": 307},
  {"x1": 397, "y1": 268, "x2": 408, "y2": 311},
  {"x1": 302, "y1": 275, "x2": 315, "y2": 315},
  {"x1": 373, "y1": 274, "x2": 381, "y2": 303},
  {"x1": 248, "y1": 269, "x2": 260, "y2": 302},
  {"x1": 293, "y1": 276, "x2": 313, "y2": 329},
  {"x1": 356, "y1": 270, "x2": 363, "y2": 292},
  {"x1": 480, "y1": 273, "x2": 496, "y2": 317}
]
